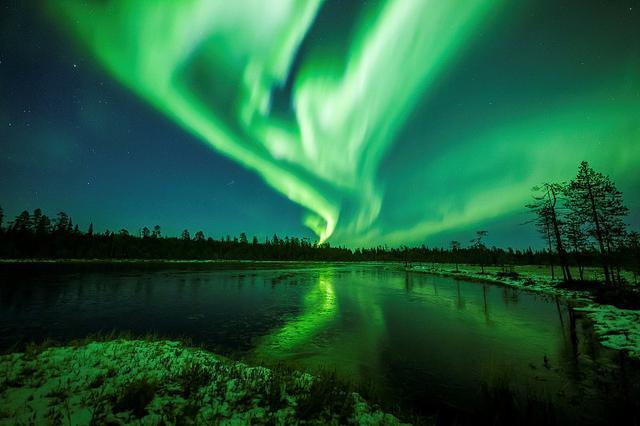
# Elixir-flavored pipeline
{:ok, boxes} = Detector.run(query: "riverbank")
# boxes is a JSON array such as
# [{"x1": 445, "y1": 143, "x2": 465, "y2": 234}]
[
  {"x1": 407, "y1": 263, "x2": 640, "y2": 359},
  {"x1": 0, "y1": 339, "x2": 403, "y2": 425}
]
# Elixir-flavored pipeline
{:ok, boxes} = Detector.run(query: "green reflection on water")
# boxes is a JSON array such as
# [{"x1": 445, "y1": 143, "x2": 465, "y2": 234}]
[
  {"x1": 253, "y1": 270, "x2": 338, "y2": 359},
  {"x1": 251, "y1": 268, "x2": 575, "y2": 388},
  {"x1": 252, "y1": 268, "x2": 390, "y2": 382}
]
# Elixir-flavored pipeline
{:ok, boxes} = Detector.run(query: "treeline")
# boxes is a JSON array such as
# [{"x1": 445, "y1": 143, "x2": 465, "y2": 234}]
[
  {"x1": 0, "y1": 209, "x2": 540, "y2": 263},
  {"x1": 0, "y1": 206, "x2": 588, "y2": 264},
  {"x1": 0, "y1": 160, "x2": 638, "y2": 285},
  {"x1": 0, "y1": 204, "x2": 637, "y2": 278},
  {"x1": 526, "y1": 161, "x2": 639, "y2": 285}
]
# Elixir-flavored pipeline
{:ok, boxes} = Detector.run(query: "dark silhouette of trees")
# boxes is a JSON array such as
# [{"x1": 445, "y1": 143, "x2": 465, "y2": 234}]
[
  {"x1": 565, "y1": 161, "x2": 628, "y2": 285},
  {"x1": 628, "y1": 231, "x2": 640, "y2": 285},
  {"x1": 0, "y1": 167, "x2": 637, "y2": 285},
  {"x1": 31, "y1": 208, "x2": 42, "y2": 231},
  {"x1": 470, "y1": 230, "x2": 488, "y2": 273},
  {"x1": 527, "y1": 190, "x2": 556, "y2": 280},
  {"x1": 32, "y1": 208, "x2": 55, "y2": 236},
  {"x1": 55, "y1": 212, "x2": 70, "y2": 234},
  {"x1": 141, "y1": 227, "x2": 151, "y2": 238},
  {"x1": 14, "y1": 210, "x2": 32, "y2": 233},
  {"x1": 527, "y1": 183, "x2": 572, "y2": 282},
  {"x1": 0, "y1": 205, "x2": 4, "y2": 232},
  {"x1": 0, "y1": 210, "x2": 448, "y2": 262},
  {"x1": 450, "y1": 240, "x2": 461, "y2": 272},
  {"x1": 36, "y1": 214, "x2": 51, "y2": 236},
  {"x1": 524, "y1": 161, "x2": 633, "y2": 286},
  {"x1": 565, "y1": 213, "x2": 589, "y2": 281}
]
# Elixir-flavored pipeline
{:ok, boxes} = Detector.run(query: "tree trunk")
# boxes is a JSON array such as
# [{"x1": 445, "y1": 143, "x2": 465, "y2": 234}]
[
  {"x1": 546, "y1": 225, "x2": 555, "y2": 280},
  {"x1": 577, "y1": 258, "x2": 584, "y2": 281},
  {"x1": 586, "y1": 176, "x2": 612, "y2": 285},
  {"x1": 549, "y1": 186, "x2": 572, "y2": 282}
]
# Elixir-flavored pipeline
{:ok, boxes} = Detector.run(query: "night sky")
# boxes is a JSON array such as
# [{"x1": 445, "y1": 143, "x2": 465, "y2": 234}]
[{"x1": 1, "y1": 1, "x2": 638, "y2": 248}]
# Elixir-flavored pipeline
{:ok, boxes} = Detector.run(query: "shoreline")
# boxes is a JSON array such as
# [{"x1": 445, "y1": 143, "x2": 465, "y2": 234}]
[
  {"x1": 407, "y1": 263, "x2": 640, "y2": 359},
  {"x1": 2, "y1": 258, "x2": 638, "y2": 359},
  {"x1": 0, "y1": 339, "x2": 403, "y2": 425}
]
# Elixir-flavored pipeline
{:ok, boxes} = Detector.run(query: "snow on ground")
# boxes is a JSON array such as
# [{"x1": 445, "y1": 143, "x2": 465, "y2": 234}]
[
  {"x1": 575, "y1": 305, "x2": 640, "y2": 358},
  {"x1": 0, "y1": 339, "x2": 403, "y2": 425},
  {"x1": 408, "y1": 264, "x2": 591, "y2": 301},
  {"x1": 408, "y1": 263, "x2": 640, "y2": 359}
]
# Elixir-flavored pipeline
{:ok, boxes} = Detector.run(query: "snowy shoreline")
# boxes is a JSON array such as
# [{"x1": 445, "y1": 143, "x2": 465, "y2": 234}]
[
  {"x1": 0, "y1": 339, "x2": 403, "y2": 425},
  {"x1": 407, "y1": 263, "x2": 640, "y2": 359}
]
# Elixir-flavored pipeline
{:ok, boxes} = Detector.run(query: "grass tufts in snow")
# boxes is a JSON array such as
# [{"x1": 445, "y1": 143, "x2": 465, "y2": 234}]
[{"x1": 0, "y1": 338, "x2": 405, "y2": 425}]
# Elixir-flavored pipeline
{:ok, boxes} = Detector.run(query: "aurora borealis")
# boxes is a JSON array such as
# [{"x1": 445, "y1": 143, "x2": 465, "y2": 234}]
[{"x1": 1, "y1": 0, "x2": 639, "y2": 247}]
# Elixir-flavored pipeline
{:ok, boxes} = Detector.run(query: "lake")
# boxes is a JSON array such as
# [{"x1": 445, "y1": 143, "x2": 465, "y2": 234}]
[{"x1": 0, "y1": 262, "x2": 637, "y2": 424}]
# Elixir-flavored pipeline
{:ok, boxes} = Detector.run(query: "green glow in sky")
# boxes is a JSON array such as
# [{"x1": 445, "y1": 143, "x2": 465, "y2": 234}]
[
  {"x1": 49, "y1": 0, "x2": 498, "y2": 243},
  {"x1": 49, "y1": 0, "x2": 639, "y2": 245}
]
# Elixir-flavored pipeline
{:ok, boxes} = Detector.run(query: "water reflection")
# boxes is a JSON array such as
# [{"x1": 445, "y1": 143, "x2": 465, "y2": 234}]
[
  {"x1": 0, "y1": 263, "x2": 637, "y2": 423},
  {"x1": 247, "y1": 268, "x2": 639, "y2": 423},
  {"x1": 253, "y1": 270, "x2": 337, "y2": 358}
]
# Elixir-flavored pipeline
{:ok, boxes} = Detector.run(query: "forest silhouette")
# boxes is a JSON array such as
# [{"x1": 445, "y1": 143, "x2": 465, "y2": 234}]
[{"x1": 1, "y1": 162, "x2": 638, "y2": 286}]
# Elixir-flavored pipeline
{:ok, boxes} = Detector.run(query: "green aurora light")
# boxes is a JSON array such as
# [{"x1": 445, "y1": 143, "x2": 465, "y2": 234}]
[
  {"x1": 48, "y1": 0, "x2": 500, "y2": 243},
  {"x1": 48, "y1": 0, "x2": 640, "y2": 245}
]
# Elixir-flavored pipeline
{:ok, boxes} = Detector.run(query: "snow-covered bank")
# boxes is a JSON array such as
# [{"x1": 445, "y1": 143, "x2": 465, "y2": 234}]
[
  {"x1": 0, "y1": 339, "x2": 403, "y2": 425},
  {"x1": 408, "y1": 263, "x2": 640, "y2": 359},
  {"x1": 575, "y1": 305, "x2": 640, "y2": 358}
]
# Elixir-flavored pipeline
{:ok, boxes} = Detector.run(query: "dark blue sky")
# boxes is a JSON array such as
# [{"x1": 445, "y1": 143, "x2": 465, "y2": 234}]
[{"x1": 0, "y1": 2, "x2": 311, "y2": 240}]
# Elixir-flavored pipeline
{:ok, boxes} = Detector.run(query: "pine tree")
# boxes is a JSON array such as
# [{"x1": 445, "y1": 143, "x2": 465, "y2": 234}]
[
  {"x1": 55, "y1": 212, "x2": 70, "y2": 233},
  {"x1": 31, "y1": 208, "x2": 43, "y2": 232},
  {"x1": 141, "y1": 227, "x2": 151, "y2": 238},
  {"x1": 14, "y1": 210, "x2": 32, "y2": 233},
  {"x1": 565, "y1": 161, "x2": 628, "y2": 285},
  {"x1": 564, "y1": 213, "x2": 589, "y2": 281},
  {"x1": 37, "y1": 215, "x2": 51, "y2": 235}
]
